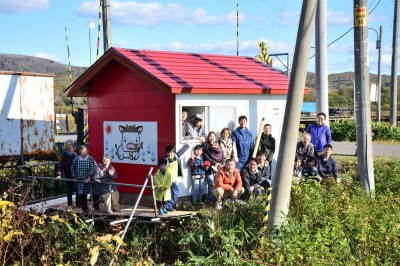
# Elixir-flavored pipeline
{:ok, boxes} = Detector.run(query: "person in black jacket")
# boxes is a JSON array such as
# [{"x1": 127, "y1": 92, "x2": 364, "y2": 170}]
[
  {"x1": 241, "y1": 158, "x2": 263, "y2": 201},
  {"x1": 258, "y1": 124, "x2": 275, "y2": 165}
]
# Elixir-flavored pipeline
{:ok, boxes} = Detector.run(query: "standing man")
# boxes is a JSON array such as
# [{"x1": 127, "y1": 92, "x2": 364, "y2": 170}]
[
  {"x1": 232, "y1": 115, "x2": 254, "y2": 170},
  {"x1": 191, "y1": 114, "x2": 206, "y2": 142},
  {"x1": 258, "y1": 123, "x2": 275, "y2": 165},
  {"x1": 306, "y1": 112, "x2": 332, "y2": 157}
]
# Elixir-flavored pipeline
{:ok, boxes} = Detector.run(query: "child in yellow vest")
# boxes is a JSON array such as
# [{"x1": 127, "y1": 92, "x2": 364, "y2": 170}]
[
  {"x1": 154, "y1": 159, "x2": 172, "y2": 215},
  {"x1": 163, "y1": 145, "x2": 183, "y2": 212}
]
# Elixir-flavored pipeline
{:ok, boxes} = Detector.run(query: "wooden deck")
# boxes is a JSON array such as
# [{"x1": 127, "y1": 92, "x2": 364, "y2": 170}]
[{"x1": 21, "y1": 195, "x2": 197, "y2": 223}]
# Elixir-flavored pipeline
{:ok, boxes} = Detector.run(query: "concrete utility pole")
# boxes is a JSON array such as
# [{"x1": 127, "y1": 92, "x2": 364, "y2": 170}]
[
  {"x1": 376, "y1": 26, "x2": 383, "y2": 122},
  {"x1": 315, "y1": 0, "x2": 329, "y2": 125},
  {"x1": 353, "y1": 0, "x2": 375, "y2": 194},
  {"x1": 390, "y1": 0, "x2": 399, "y2": 126},
  {"x1": 268, "y1": 0, "x2": 317, "y2": 228},
  {"x1": 102, "y1": 0, "x2": 112, "y2": 52}
]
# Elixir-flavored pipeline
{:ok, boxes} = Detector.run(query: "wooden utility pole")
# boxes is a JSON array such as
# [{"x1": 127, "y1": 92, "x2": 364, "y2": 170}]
[
  {"x1": 268, "y1": 0, "x2": 317, "y2": 228},
  {"x1": 353, "y1": 0, "x2": 375, "y2": 194}
]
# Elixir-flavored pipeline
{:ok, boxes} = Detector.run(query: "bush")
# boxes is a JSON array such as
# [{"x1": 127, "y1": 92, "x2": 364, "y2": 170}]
[
  {"x1": 331, "y1": 120, "x2": 400, "y2": 142},
  {"x1": 180, "y1": 158, "x2": 400, "y2": 265},
  {"x1": 1, "y1": 158, "x2": 400, "y2": 265}
]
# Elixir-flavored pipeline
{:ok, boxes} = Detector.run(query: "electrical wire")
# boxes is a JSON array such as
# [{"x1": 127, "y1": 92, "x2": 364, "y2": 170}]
[
  {"x1": 368, "y1": 0, "x2": 381, "y2": 15},
  {"x1": 309, "y1": 27, "x2": 354, "y2": 60}
]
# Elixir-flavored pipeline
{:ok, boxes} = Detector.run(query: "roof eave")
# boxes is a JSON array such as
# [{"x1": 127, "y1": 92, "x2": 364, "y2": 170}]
[
  {"x1": 170, "y1": 87, "x2": 289, "y2": 94},
  {"x1": 64, "y1": 47, "x2": 171, "y2": 97}
]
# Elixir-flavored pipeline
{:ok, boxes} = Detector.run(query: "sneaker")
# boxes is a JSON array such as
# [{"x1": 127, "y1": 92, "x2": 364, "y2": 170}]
[
  {"x1": 163, "y1": 209, "x2": 169, "y2": 214},
  {"x1": 159, "y1": 209, "x2": 166, "y2": 215},
  {"x1": 235, "y1": 199, "x2": 247, "y2": 205},
  {"x1": 165, "y1": 208, "x2": 175, "y2": 212},
  {"x1": 216, "y1": 202, "x2": 222, "y2": 210},
  {"x1": 225, "y1": 198, "x2": 233, "y2": 205}
]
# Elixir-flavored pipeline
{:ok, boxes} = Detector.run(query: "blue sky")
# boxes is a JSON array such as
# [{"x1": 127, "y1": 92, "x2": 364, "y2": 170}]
[{"x1": 0, "y1": 0, "x2": 395, "y2": 74}]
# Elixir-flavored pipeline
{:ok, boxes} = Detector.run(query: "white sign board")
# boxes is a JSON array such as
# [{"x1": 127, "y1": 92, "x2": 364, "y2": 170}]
[
  {"x1": 370, "y1": 83, "x2": 378, "y2": 102},
  {"x1": 103, "y1": 121, "x2": 158, "y2": 165}
]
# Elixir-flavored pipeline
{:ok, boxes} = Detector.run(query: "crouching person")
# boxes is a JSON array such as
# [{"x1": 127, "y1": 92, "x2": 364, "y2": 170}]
[
  {"x1": 96, "y1": 155, "x2": 119, "y2": 213},
  {"x1": 213, "y1": 159, "x2": 244, "y2": 210},
  {"x1": 241, "y1": 158, "x2": 263, "y2": 201}
]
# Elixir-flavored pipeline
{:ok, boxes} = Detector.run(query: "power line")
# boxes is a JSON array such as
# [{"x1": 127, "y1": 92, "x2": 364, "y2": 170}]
[
  {"x1": 369, "y1": 0, "x2": 381, "y2": 15},
  {"x1": 309, "y1": 27, "x2": 354, "y2": 59}
]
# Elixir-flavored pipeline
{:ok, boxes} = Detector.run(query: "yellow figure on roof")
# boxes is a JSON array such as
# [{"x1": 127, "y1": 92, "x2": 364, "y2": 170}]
[{"x1": 256, "y1": 41, "x2": 273, "y2": 66}]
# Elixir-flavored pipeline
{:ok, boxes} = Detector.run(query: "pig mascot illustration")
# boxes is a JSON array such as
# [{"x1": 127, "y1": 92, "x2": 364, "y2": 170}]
[{"x1": 115, "y1": 124, "x2": 144, "y2": 160}]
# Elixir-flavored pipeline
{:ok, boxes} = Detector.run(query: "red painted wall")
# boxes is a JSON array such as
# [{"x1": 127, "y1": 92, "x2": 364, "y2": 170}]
[{"x1": 87, "y1": 60, "x2": 175, "y2": 193}]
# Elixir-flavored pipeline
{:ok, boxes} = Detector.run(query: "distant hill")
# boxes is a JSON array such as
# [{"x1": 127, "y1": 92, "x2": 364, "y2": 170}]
[
  {"x1": 1, "y1": 53, "x2": 397, "y2": 113},
  {"x1": 0, "y1": 53, "x2": 86, "y2": 75},
  {"x1": 0, "y1": 54, "x2": 87, "y2": 114}
]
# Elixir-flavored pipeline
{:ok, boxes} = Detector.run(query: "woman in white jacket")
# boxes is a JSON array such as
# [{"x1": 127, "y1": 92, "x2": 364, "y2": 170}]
[{"x1": 219, "y1": 127, "x2": 238, "y2": 165}]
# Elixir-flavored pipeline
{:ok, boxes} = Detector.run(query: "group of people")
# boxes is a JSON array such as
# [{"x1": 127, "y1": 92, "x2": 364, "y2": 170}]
[
  {"x1": 294, "y1": 112, "x2": 340, "y2": 184},
  {"x1": 56, "y1": 140, "x2": 119, "y2": 213},
  {"x1": 58, "y1": 111, "x2": 340, "y2": 214}
]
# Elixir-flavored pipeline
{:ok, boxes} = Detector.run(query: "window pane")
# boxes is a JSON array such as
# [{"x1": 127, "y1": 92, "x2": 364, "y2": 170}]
[{"x1": 209, "y1": 106, "x2": 236, "y2": 138}]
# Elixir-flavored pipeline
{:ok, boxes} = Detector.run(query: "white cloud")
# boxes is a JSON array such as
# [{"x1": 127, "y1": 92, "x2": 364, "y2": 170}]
[
  {"x1": 327, "y1": 43, "x2": 353, "y2": 53},
  {"x1": 114, "y1": 39, "x2": 130, "y2": 47},
  {"x1": 142, "y1": 39, "x2": 293, "y2": 73},
  {"x1": 279, "y1": 11, "x2": 300, "y2": 26},
  {"x1": 33, "y1": 52, "x2": 59, "y2": 62},
  {"x1": 0, "y1": 0, "x2": 48, "y2": 13},
  {"x1": 158, "y1": 39, "x2": 278, "y2": 55},
  {"x1": 369, "y1": 13, "x2": 389, "y2": 23},
  {"x1": 76, "y1": 1, "x2": 243, "y2": 26},
  {"x1": 327, "y1": 11, "x2": 352, "y2": 26}
]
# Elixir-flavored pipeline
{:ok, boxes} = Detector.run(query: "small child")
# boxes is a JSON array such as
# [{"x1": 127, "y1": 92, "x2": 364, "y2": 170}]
[
  {"x1": 153, "y1": 159, "x2": 172, "y2": 215},
  {"x1": 203, "y1": 160, "x2": 216, "y2": 202},
  {"x1": 292, "y1": 156, "x2": 303, "y2": 185},
  {"x1": 302, "y1": 156, "x2": 321, "y2": 182},
  {"x1": 163, "y1": 145, "x2": 183, "y2": 212},
  {"x1": 188, "y1": 145, "x2": 206, "y2": 204}
]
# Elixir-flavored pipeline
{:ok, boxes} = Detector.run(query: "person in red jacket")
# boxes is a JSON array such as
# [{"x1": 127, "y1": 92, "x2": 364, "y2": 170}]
[{"x1": 213, "y1": 158, "x2": 244, "y2": 210}]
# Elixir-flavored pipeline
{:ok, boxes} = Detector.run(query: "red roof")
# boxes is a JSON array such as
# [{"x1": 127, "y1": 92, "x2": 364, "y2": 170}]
[{"x1": 65, "y1": 47, "x2": 291, "y2": 97}]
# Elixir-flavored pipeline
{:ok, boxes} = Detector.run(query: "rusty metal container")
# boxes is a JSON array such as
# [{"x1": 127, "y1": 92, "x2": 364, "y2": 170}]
[{"x1": 0, "y1": 71, "x2": 56, "y2": 161}]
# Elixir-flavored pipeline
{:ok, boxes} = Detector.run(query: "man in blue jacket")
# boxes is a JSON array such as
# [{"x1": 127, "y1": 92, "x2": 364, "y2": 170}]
[
  {"x1": 306, "y1": 112, "x2": 332, "y2": 157},
  {"x1": 232, "y1": 115, "x2": 254, "y2": 170}
]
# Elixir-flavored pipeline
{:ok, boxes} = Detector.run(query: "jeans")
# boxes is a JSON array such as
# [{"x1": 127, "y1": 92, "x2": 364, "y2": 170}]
[
  {"x1": 206, "y1": 173, "x2": 216, "y2": 202},
  {"x1": 192, "y1": 178, "x2": 205, "y2": 202},
  {"x1": 66, "y1": 177, "x2": 75, "y2": 206},
  {"x1": 165, "y1": 182, "x2": 179, "y2": 211}
]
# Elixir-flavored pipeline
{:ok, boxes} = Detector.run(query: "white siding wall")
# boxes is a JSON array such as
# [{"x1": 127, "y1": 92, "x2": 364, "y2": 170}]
[{"x1": 174, "y1": 94, "x2": 287, "y2": 197}]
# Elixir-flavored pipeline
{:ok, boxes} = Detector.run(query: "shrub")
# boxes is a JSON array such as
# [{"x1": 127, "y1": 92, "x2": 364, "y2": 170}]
[
  {"x1": 1, "y1": 158, "x2": 400, "y2": 265},
  {"x1": 331, "y1": 120, "x2": 400, "y2": 142}
]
